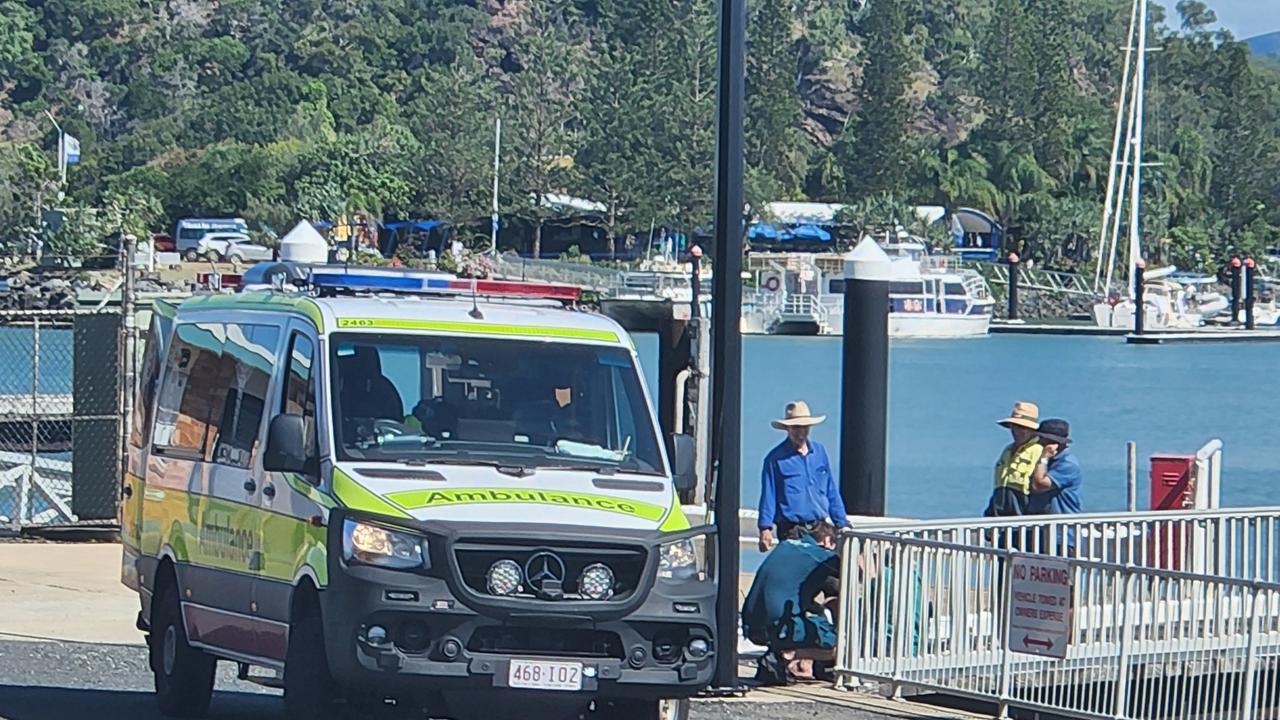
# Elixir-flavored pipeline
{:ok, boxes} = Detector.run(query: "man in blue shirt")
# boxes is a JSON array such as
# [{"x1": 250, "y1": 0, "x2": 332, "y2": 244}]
[
  {"x1": 757, "y1": 401, "x2": 850, "y2": 552},
  {"x1": 1028, "y1": 418, "x2": 1083, "y2": 514},
  {"x1": 742, "y1": 522, "x2": 840, "y2": 684}
]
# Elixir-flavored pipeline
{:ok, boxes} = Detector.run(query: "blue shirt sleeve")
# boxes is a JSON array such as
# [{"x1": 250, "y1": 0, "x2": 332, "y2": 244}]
[
  {"x1": 758, "y1": 452, "x2": 778, "y2": 530},
  {"x1": 1048, "y1": 456, "x2": 1082, "y2": 492},
  {"x1": 822, "y1": 446, "x2": 850, "y2": 527}
]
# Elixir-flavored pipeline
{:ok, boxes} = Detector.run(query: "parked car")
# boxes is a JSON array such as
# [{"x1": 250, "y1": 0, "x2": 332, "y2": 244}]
[
  {"x1": 194, "y1": 232, "x2": 275, "y2": 263},
  {"x1": 151, "y1": 233, "x2": 175, "y2": 252}
]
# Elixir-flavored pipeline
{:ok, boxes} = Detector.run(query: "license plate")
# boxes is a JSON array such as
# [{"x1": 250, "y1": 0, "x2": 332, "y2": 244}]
[{"x1": 507, "y1": 659, "x2": 583, "y2": 691}]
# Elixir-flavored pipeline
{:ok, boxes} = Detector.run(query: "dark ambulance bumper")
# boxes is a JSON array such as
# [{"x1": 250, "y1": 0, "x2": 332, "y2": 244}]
[{"x1": 319, "y1": 509, "x2": 717, "y2": 700}]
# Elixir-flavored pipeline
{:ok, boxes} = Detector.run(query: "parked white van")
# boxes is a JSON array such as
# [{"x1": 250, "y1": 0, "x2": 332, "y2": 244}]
[{"x1": 175, "y1": 218, "x2": 249, "y2": 260}]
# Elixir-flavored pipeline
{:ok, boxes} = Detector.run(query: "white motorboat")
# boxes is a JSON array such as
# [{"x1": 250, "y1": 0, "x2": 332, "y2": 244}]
[
  {"x1": 1092, "y1": 266, "x2": 1229, "y2": 330},
  {"x1": 743, "y1": 242, "x2": 995, "y2": 338}
]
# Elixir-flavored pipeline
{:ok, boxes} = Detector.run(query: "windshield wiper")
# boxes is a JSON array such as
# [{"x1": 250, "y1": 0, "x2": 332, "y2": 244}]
[
  {"x1": 533, "y1": 463, "x2": 620, "y2": 475},
  {"x1": 393, "y1": 456, "x2": 536, "y2": 478}
]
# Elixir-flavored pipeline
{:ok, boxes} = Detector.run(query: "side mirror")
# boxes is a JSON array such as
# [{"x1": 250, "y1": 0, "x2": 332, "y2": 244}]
[
  {"x1": 670, "y1": 433, "x2": 697, "y2": 493},
  {"x1": 264, "y1": 414, "x2": 308, "y2": 474}
]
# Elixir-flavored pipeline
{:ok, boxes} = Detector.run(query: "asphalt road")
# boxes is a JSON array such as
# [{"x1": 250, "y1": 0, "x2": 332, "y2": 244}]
[{"x1": 0, "y1": 639, "x2": 875, "y2": 720}]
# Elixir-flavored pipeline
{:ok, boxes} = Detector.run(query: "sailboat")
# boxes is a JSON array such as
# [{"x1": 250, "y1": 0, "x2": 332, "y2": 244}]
[{"x1": 1091, "y1": 0, "x2": 1226, "y2": 330}]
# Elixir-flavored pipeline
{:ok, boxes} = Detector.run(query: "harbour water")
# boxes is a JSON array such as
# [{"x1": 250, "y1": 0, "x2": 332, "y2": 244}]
[
  {"x1": 9, "y1": 326, "x2": 1277, "y2": 522},
  {"x1": 634, "y1": 333, "x2": 1280, "y2": 519}
]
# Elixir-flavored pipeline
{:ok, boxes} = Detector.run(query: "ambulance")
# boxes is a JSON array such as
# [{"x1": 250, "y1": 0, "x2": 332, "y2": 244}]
[{"x1": 121, "y1": 269, "x2": 715, "y2": 720}]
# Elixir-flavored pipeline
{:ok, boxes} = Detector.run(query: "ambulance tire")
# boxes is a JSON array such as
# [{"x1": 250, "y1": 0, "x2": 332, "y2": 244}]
[
  {"x1": 150, "y1": 578, "x2": 216, "y2": 718},
  {"x1": 284, "y1": 590, "x2": 341, "y2": 720},
  {"x1": 601, "y1": 698, "x2": 689, "y2": 720}
]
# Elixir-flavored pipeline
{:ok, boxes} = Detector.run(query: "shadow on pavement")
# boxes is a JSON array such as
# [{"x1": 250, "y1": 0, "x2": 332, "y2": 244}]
[{"x1": 0, "y1": 685, "x2": 280, "y2": 720}]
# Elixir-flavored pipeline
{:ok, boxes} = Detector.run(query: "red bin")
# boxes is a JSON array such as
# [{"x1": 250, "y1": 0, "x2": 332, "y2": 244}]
[{"x1": 1148, "y1": 454, "x2": 1196, "y2": 569}]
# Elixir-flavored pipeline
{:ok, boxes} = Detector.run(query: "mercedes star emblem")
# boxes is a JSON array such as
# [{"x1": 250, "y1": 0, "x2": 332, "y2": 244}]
[{"x1": 523, "y1": 551, "x2": 566, "y2": 598}]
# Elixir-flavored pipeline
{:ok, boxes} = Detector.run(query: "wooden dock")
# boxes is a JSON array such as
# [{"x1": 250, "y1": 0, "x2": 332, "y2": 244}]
[
  {"x1": 0, "y1": 393, "x2": 74, "y2": 417},
  {"x1": 1127, "y1": 329, "x2": 1280, "y2": 344},
  {"x1": 990, "y1": 322, "x2": 1128, "y2": 336}
]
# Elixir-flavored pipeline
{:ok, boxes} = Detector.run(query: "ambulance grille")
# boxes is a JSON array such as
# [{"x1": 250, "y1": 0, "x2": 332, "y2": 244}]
[{"x1": 453, "y1": 541, "x2": 647, "y2": 602}]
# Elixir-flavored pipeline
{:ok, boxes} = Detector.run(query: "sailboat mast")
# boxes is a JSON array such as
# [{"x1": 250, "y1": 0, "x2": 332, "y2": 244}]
[
  {"x1": 1093, "y1": 0, "x2": 1140, "y2": 295},
  {"x1": 1104, "y1": 55, "x2": 1141, "y2": 299},
  {"x1": 1126, "y1": 0, "x2": 1150, "y2": 297}
]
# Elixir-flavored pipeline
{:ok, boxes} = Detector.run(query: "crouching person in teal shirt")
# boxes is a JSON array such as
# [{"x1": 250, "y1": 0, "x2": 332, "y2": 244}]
[{"x1": 742, "y1": 522, "x2": 841, "y2": 685}]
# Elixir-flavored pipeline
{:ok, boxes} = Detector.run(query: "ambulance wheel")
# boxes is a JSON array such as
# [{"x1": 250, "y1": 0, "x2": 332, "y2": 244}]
[
  {"x1": 284, "y1": 589, "x2": 340, "y2": 720},
  {"x1": 150, "y1": 579, "x2": 216, "y2": 718}
]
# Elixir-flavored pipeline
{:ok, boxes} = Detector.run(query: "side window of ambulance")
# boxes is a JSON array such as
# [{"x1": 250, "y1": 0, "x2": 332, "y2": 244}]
[
  {"x1": 131, "y1": 313, "x2": 171, "y2": 448},
  {"x1": 153, "y1": 323, "x2": 225, "y2": 457},
  {"x1": 282, "y1": 333, "x2": 320, "y2": 479},
  {"x1": 210, "y1": 324, "x2": 280, "y2": 469}
]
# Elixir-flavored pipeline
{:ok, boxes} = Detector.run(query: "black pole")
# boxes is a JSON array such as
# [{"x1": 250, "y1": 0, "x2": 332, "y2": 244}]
[
  {"x1": 1245, "y1": 258, "x2": 1256, "y2": 331},
  {"x1": 1007, "y1": 252, "x2": 1020, "y2": 321},
  {"x1": 709, "y1": 0, "x2": 745, "y2": 691},
  {"x1": 1230, "y1": 257, "x2": 1242, "y2": 325},
  {"x1": 840, "y1": 242, "x2": 890, "y2": 516},
  {"x1": 690, "y1": 246, "x2": 702, "y2": 319},
  {"x1": 658, "y1": 316, "x2": 690, "y2": 452},
  {"x1": 1134, "y1": 261, "x2": 1146, "y2": 336}
]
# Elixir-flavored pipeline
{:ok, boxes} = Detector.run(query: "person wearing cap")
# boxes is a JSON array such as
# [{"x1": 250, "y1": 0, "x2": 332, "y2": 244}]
[
  {"x1": 742, "y1": 521, "x2": 841, "y2": 685},
  {"x1": 984, "y1": 401, "x2": 1044, "y2": 517},
  {"x1": 1028, "y1": 419, "x2": 1083, "y2": 515},
  {"x1": 758, "y1": 401, "x2": 849, "y2": 552}
]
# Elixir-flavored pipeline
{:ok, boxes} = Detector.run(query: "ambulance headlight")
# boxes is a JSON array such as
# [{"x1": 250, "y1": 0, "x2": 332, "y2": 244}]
[
  {"x1": 658, "y1": 536, "x2": 707, "y2": 582},
  {"x1": 342, "y1": 519, "x2": 428, "y2": 570}
]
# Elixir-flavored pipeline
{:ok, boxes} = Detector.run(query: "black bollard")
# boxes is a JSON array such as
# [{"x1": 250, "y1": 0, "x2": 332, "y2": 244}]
[
  {"x1": 1134, "y1": 260, "x2": 1146, "y2": 336},
  {"x1": 689, "y1": 245, "x2": 702, "y2": 319},
  {"x1": 840, "y1": 239, "x2": 891, "y2": 517},
  {"x1": 1230, "y1": 257, "x2": 1242, "y2": 325},
  {"x1": 1245, "y1": 258, "x2": 1256, "y2": 330},
  {"x1": 708, "y1": 0, "x2": 746, "y2": 692},
  {"x1": 1007, "y1": 252, "x2": 1021, "y2": 321}
]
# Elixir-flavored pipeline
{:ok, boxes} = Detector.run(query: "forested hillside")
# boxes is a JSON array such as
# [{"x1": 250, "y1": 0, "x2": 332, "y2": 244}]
[{"x1": 0, "y1": 0, "x2": 1277, "y2": 268}]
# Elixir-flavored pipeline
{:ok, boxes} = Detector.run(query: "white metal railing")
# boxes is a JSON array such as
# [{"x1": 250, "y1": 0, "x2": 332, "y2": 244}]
[
  {"x1": 685, "y1": 505, "x2": 1280, "y2": 575},
  {"x1": 858, "y1": 506, "x2": 1280, "y2": 585},
  {"x1": 971, "y1": 261, "x2": 1097, "y2": 297},
  {"x1": 780, "y1": 293, "x2": 829, "y2": 326},
  {"x1": 491, "y1": 256, "x2": 624, "y2": 292},
  {"x1": 836, "y1": 531, "x2": 1280, "y2": 719}
]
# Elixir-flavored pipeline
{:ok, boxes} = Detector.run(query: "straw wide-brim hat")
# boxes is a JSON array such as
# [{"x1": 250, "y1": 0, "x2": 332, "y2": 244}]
[
  {"x1": 771, "y1": 401, "x2": 827, "y2": 430},
  {"x1": 997, "y1": 401, "x2": 1041, "y2": 431}
]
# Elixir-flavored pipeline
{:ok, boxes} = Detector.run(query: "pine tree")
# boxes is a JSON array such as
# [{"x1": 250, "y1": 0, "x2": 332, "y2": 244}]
[
  {"x1": 745, "y1": 0, "x2": 807, "y2": 207},
  {"x1": 1210, "y1": 42, "x2": 1277, "y2": 243},
  {"x1": 1025, "y1": 0, "x2": 1082, "y2": 183},
  {"x1": 504, "y1": 0, "x2": 584, "y2": 258},
  {"x1": 978, "y1": 0, "x2": 1036, "y2": 144},
  {"x1": 841, "y1": 0, "x2": 914, "y2": 200},
  {"x1": 574, "y1": 38, "x2": 663, "y2": 258}
]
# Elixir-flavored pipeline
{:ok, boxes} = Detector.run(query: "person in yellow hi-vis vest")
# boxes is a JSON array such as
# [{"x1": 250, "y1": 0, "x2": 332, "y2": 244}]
[{"x1": 984, "y1": 401, "x2": 1044, "y2": 517}]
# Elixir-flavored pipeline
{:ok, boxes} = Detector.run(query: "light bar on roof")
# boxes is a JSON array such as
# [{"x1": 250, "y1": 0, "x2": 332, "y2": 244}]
[{"x1": 308, "y1": 268, "x2": 581, "y2": 302}]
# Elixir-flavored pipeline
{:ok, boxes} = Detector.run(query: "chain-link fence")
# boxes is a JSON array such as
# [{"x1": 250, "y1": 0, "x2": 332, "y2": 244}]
[{"x1": 0, "y1": 308, "x2": 123, "y2": 530}]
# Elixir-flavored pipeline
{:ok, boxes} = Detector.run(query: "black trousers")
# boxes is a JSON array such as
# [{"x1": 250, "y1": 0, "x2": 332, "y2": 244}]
[{"x1": 776, "y1": 518, "x2": 826, "y2": 541}]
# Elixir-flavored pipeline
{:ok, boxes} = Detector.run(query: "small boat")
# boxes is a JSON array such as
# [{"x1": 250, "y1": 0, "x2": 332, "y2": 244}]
[{"x1": 1092, "y1": 266, "x2": 1228, "y2": 330}]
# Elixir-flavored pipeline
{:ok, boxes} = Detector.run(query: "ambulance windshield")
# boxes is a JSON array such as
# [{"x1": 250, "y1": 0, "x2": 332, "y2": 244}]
[{"x1": 330, "y1": 334, "x2": 664, "y2": 474}]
